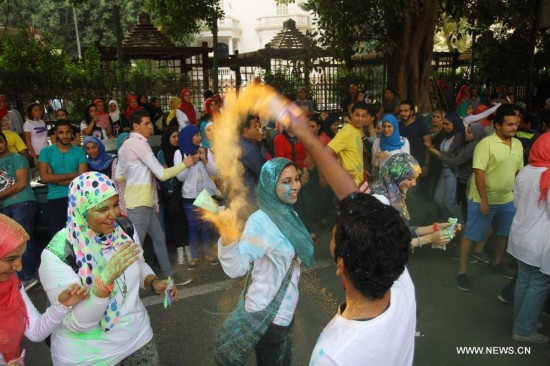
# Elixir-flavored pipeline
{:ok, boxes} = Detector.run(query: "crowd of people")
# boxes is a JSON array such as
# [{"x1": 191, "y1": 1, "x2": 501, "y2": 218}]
[{"x1": 0, "y1": 82, "x2": 549, "y2": 364}]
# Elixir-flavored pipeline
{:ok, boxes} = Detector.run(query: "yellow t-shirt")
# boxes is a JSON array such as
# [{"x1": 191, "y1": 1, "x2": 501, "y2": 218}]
[
  {"x1": 327, "y1": 123, "x2": 364, "y2": 185},
  {"x1": 2, "y1": 129, "x2": 27, "y2": 154},
  {"x1": 468, "y1": 133, "x2": 523, "y2": 204}
]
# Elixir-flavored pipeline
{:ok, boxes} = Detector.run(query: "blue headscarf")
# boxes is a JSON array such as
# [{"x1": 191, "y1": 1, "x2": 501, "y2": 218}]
[
  {"x1": 257, "y1": 158, "x2": 315, "y2": 267},
  {"x1": 116, "y1": 132, "x2": 129, "y2": 151},
  {"x1": 83, "y1": 136, "x2": 114, "y2": 172},
  {"x1": 380, "y1": 114, "x2": 404, "y2": 151},
  {"x1": 179, "y1": 124, "x2": 201, "y2": 156},
  {"x1": 200, "y1": 121, "x2": 213, "y2": 149}
]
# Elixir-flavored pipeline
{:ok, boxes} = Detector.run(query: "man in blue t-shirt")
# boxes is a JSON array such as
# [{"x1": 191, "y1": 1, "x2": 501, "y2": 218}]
[
  {"x1": 38, "y1": 120, "x2": 87, "y2": 236},
  {"x1": 0, "y1": 130, "x2": 40, "y2": 290}
]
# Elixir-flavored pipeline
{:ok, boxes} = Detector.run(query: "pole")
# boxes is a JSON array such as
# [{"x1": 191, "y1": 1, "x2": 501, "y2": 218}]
[
  {"x1": 72, "y1": 6, "x2": 82, "y2": 59},
  {"x1": 212, "y1": 12, "x2": 219, "y2": 93}
]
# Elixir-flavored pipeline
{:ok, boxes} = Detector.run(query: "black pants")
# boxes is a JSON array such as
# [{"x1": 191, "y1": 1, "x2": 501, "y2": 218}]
[
  {"x1": 47, "y1": 197, "x2": 69, "y2": 237},
  {"x1": 255, "y1": 321, "x2": 293, "y2": 366}
]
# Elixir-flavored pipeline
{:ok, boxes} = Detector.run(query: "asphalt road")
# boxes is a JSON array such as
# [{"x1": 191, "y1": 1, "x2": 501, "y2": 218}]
[{"x1": 22, "y1": 199, "x2": 550, "y2": 366}]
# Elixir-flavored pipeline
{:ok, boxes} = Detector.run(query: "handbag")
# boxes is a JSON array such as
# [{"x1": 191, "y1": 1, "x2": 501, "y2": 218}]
[{"x1": 214, "y1": 257, "x2": 297, "y2": 366}]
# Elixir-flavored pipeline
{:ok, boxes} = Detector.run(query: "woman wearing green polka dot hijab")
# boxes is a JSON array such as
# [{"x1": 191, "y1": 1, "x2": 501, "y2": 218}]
[{"x1": 39, "y1": 172, "x2": 176, "y2": 365}]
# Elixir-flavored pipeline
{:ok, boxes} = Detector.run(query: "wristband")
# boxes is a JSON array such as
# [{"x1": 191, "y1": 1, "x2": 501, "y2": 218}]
[
  {"x1": 432, "y1": 223, "x2": 438, "y2": 233},
  {"x1": 95, "y1": 275, "x2": 114, "y2": 293},
  {"x1": 149, "y1": 277, "x2": 159, "y2": 293}
]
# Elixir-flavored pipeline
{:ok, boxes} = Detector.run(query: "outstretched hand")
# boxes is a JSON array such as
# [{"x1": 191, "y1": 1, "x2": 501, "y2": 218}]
[
  {"x1": 58, "y1": 283, "x2": 90, "y2": 307},
  {"x1": 202, "y1": 206, "x2": 241, "y2": 246},
  {"x1": 102, "y1": 241, "x2": 141, "y2": 284}
]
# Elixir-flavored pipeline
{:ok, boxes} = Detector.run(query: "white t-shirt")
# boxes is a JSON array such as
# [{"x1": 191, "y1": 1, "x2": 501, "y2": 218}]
[
  {"x1": 508, "y1": 166, "x2": 550, "y2": 274},
  {"x1": 310, "y1": 269, "x2": 416, "y2": 366},
  {"x1": 39, "y1": 243, "x2": 155, "y2": 366},
  {"x1": 23, "y1": 119, "x2": 49, "y2": 155},
  {"x1": 218, "y1": 210, "x2": 301, "y2": 326},
  {"x1": 80, "y1": 121, "x2": 108, "y2": 140}
]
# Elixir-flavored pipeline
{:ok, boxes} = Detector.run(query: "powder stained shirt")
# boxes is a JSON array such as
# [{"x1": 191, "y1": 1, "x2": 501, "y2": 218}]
[{"x1": 218, "y1": 210, "x2": 301, "y2": 326}]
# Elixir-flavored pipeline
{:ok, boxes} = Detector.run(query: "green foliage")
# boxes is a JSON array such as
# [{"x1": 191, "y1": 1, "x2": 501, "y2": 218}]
[
  {"x1": 0, "y1": 30, "x2": 71, "y2": 101},
  {"x1": 262, "y1": 67, "x2": 303, "y2": 97},
  {"x1": 144, "y1": 0, "x2": 223, "y2": 43},
  {"x1": 125, "y1": 60, "x2": 189, "y2": 96},
  {"x1": 0, "y1": 0, "x2": 145, "y2": 57},
  {"x1": 334, "y1": 67, "x2": 370, "y2": 98}
]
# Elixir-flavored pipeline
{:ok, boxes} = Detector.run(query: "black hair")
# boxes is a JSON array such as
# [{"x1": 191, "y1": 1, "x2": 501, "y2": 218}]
[
  {"x1": 239, "y1": 114, "x2": 257, "y2": 135},
  {"x1": 308, "y1": 115, "x2": 321, "y2": 126},
  {"x1": 399, "y1": 100, "x2": 415, "y2": 114},
  {"x1": 203, "y1": 90, "x2": 214, "y2": 99},
  {"x1": 150, "y1": 97, "x2": 160, "y2": 104},
  {"x1": 84, "y1": 103, "x2": 97, "y2": 124},
  {"x1": 55, "y1": 108, "x2": 68, "y2": 116},
  {"x1": 130, "y1": 109, "x2": 150, "y2": 129},
  {"x1": 351, "y1": 101, "x2": 369, "y2": 113},
  {"x1": 54, "y1": 119, "x2": 72, "y2": 131},
  {"x1": 334, "y1": 193, "x2": 410, "y2": 300},
  {"x1": 365, "y1": 104, "x2": 379, "y2": 119},
  {"x1": 26, "y1": 102, "x2": 42, "y2": 120},
  {"x1": 384, "y1": 86, "x2": 396, "y2": 94},
  {"x1": 0, "y1": 131, "x2": 6, "y2": 142},
  {"x1": 494, "y1": 104, "x2": 518, "y2": 126}
]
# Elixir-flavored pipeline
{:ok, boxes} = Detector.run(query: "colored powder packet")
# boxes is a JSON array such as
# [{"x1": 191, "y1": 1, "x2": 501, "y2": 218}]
[
  {"x1": 164, "y1": 276, "x2": 175, "y2": 308},
  {"x1": 193, "y1": 189, "x2": 219, "y2": 213}
]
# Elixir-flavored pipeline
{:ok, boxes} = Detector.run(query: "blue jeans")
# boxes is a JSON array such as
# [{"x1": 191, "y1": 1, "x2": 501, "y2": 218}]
[
  {"x1": 2, "y1": 201, "x2": 38, "y2": 281},
  {"x1": 183, "y1": 200, "x2": 213, "y2": 259},
  {"x1": 434, "y1": 168, "x2": 461, "y2": 222},
  {"x1": 513, "y1": 260, "x2": 550, "y2": 336}
]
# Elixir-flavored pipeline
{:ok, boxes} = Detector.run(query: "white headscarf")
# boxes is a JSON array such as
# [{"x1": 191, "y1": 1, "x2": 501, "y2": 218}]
[{"x1": 108, "y1": 100, "x2": 120, "y2": 122}]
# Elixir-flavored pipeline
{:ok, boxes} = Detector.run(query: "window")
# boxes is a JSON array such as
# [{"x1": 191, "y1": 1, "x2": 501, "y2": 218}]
[{"x1": 277, "y1": 4, "x2": 288, "y2": 15}]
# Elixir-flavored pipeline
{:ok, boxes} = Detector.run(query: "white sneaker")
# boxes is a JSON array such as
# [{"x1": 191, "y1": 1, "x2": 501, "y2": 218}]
[{"x1": 177, "y1": 247, "x2": 184, "y2": 265}]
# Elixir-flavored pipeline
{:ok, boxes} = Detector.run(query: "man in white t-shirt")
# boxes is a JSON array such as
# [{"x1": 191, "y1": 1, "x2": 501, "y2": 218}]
[{"x1": 310, "y1": 193, "x2": 416, "y2": 366}]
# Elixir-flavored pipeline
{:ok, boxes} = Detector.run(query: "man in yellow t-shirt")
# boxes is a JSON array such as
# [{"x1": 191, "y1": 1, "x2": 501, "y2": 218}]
[
  {"x1": 457, "y1": 104, "x2": 523, "y2": 292},
  {"x1": 327, "y1": 102, "x2": 368, "y2": 186}
]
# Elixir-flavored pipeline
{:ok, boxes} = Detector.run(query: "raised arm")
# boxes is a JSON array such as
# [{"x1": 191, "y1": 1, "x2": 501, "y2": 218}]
[{"x1": 286, "y1": 105, "x2": 357, "y2": 200}]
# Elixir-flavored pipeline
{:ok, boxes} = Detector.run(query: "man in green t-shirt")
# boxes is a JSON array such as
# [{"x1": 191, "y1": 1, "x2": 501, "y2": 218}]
[
  {"x1": 0, "y1": 131, "x2": 39, "y2": 290},
  {"x1": 38, "y1": 120, "x2": 87, "y2": 236},
  {"x1": 457, "y1": 104, "x2": 524, "y2": 292}
]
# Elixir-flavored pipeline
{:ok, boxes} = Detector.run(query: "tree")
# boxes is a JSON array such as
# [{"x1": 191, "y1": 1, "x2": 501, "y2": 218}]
[
  {"x1": 0, "y1": 0, "x2": 145, "y2": 57},
  {"x1": 284, "y1": 0, "x2": 441, "y2": 112}
]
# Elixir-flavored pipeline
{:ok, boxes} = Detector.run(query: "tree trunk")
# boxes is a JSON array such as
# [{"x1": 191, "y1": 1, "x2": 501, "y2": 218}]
[{"x1": 387, "y1": 0, "x2": 439, "y2": 113}]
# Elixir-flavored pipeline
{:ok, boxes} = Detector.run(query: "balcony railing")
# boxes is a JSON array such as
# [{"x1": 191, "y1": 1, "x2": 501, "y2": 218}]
[{"x1": 257, "y1": 14, "x2": 310, "y2": 28}]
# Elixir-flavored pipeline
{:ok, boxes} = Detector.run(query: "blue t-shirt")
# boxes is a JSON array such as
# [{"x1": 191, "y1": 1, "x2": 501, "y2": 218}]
[
  {"x1": 38, "y1": 145, "x2": 87, "y2": 199},
  {"x1": 399, "y1": 119, "x2": 430, "y2": 166},
  {"x1": 0, "y1": 153, "x2": 36, "y2": 208}
]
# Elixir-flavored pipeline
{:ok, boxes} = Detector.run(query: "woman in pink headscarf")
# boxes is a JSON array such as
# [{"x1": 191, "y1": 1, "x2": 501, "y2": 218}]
[
  {"x1": 507, "y1": 132, "x2": 550, "y2": 343},
  {"x1": 0, "y1": 214, "x2": 89, "y2": 365}
]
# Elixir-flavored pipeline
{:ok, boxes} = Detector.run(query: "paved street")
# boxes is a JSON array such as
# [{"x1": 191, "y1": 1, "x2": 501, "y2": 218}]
[{"x1": 22, "y1": 200, "x2": 550, "y2": 366}]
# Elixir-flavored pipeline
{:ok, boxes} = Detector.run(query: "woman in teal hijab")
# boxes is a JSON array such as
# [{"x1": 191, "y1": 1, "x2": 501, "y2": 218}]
[
  {"x1": 216, "y1": 158, "x2": 314, "y2": 365},
  {"x1": 457, "y1": 101, "x2": 474, "y2": 119}
]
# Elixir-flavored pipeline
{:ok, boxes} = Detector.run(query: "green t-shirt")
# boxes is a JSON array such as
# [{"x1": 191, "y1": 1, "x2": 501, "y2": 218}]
[
  {"x1": 0, "y1": 153, "x2": 36, "y2": 208},
  {"x1": 38, "y1": 144, "x2": 87, "y2": 200},
  {"x1": 468, "y1": 133, "x2": 524, "y2": 204}
]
